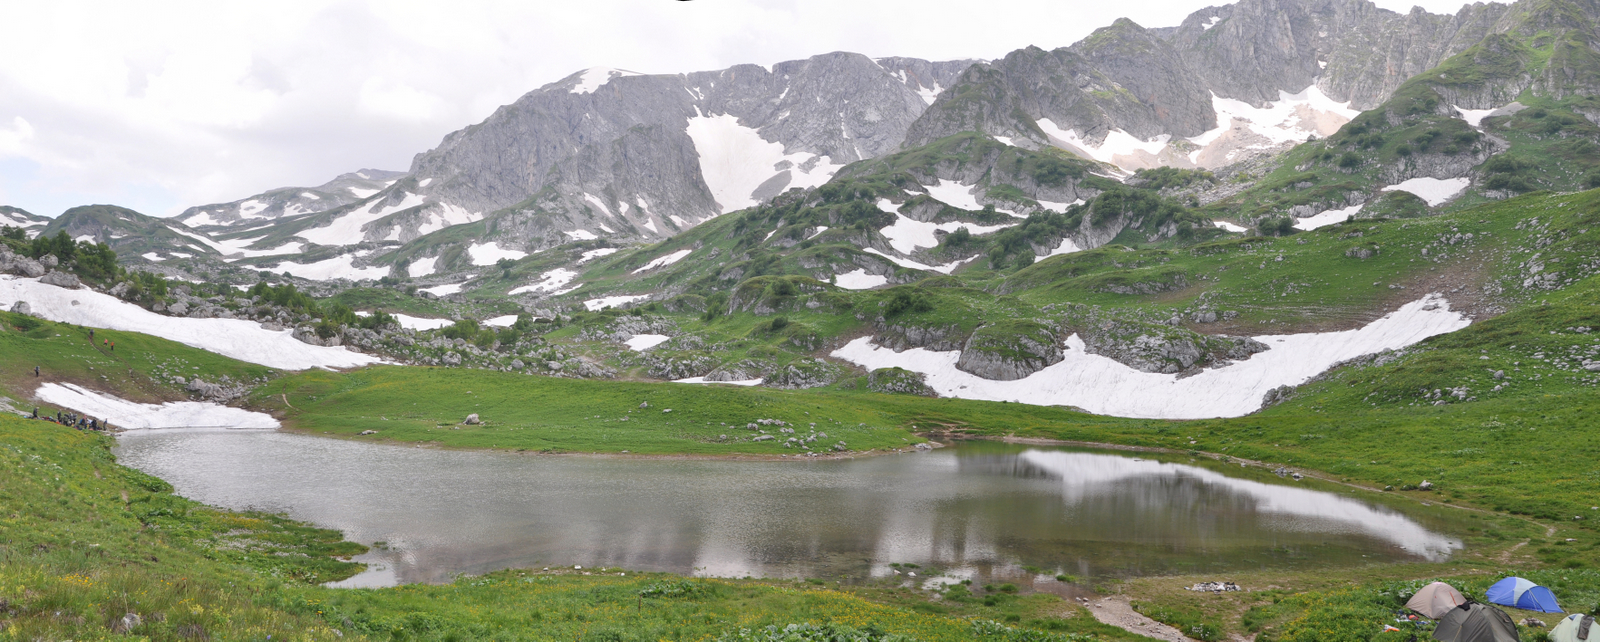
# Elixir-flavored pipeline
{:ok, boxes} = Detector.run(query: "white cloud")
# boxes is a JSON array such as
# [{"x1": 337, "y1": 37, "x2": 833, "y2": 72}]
[{"x1": 0, "y1": 0, "x2": 1483, "y2": 218}]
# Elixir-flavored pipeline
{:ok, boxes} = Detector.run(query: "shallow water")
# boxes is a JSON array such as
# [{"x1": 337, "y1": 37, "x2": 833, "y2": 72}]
[{"x1": 113, "y1": 431, "x2": 1463, "y2": 587}]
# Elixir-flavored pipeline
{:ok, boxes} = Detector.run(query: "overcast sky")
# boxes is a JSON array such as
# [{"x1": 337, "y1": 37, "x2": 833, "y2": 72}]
[{"x1": 0, "y1": 0, "x2": 1481, "y2": 219}]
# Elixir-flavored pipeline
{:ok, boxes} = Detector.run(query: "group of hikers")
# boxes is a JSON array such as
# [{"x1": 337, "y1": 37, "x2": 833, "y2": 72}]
[{"x1": 29, "y1": 407, "x2": 111, "y2": 432}]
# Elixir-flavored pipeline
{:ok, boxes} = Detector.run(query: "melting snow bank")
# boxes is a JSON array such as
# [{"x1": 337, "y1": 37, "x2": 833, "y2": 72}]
[
  {"x1": 1383, "y1": 178, "x2": 1469, "y2": 207},
  {"x1": 624, "y1": 334, "x2": 671, "y2": 351},
  {"x1": 1294, "y1": 204, "x2": 1363, "y2": 231},
  {"x1": 831, "y1": 294, "x2": 1469, "y2": 419},
  {"x1": 36, "y1": 383, "x2": 279, "y2": 430},
  {"x1": 1020, "y1": 451, "x2": 1460, "y2": 561},
  {"x1": 1214, "y1": 221, "x2": 1249, "y2": 233},
  {"x1": 834, "y1": 269, "x2": 888, "y2": 290},
  {"x1": 673, "y1": 376, "x2": 764, "y2": 386},
  {"x1": 584, "y1": 294, "x2": 650, "y2": 311},
  {"x1": 0, "y1": 276, "x2": 381, "y2": 371}
]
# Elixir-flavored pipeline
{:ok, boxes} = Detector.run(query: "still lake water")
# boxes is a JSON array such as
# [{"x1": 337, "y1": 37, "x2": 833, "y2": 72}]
[{"x1": 113, "y1": 429, "x2": 1463, "y2": 588}]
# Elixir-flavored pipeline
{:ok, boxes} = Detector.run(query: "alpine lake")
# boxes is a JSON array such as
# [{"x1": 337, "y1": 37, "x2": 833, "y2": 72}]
[{"x1": 112, "y1": 428, "x2": 1479, "y2": 591}]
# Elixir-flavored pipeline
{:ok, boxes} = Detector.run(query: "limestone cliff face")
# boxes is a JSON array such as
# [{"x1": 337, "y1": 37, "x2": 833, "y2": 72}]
[
  {"x1": 405, "y1": 53, "x2": 973, "y2": 246},
  {"x1": 902, "y1": 0, "x2": 1538, "y2": 167}
]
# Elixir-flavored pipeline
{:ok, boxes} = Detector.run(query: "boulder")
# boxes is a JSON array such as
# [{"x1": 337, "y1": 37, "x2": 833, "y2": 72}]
[
  {"x1": 38, "y1": 254, "x2": 58, "y2": 269},
  {"x1": 0, "y1": 254, "x2": 46, "y2": 278},
  {"x1": 168, "y1": 301, "x2": 189, "y2": 315},
  {"x1": 9, "y1": 301, "x2": 30, "y2": 316},
  {"x1": 463, "y1": 413, "x2": 480, "y2": 425},
  {"x1": 955, "y1": 321, "x2": 1063, "y2": 381}
]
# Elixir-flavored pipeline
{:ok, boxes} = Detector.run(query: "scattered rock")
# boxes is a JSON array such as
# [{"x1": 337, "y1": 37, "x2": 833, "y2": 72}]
[
  {"x1": 1521, "y1": 618, "x2": 1546, "y2": 629},
  {"x1": 1261, "y1": 385, "x2": 1295, "y2": 407},
  {"x1": 867, "y1": 367, "x2": 937, "y2": 396},
  {"x1": 110, "y1": 612, "x2": 142, "y2": 634},
  {"x1": 359, "y1": 430, "x2": 378, "y2": 435},
  {"x1": 463, "y1": 413, "x2": 480, "y2": 425},
  {"x1": 1184, "y1": 581, "x2": 1240, "y2": 592},
  {"x1": 1419, "y1": 480, "x2": 1433, "y2": 490},
  {"x1": 753, "y1": 435, "x2": 774, "y2": 442}
]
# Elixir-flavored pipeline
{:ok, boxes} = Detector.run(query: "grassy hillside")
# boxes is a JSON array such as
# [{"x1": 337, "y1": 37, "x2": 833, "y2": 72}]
[{"x1": 0, "y1": 415, "x2": 360, "y2": 639}]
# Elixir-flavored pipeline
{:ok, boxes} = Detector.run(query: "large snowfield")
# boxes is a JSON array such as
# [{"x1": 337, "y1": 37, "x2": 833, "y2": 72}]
[
  {"x1": 0, "y1": 276, "x2": 382, "y2": 370},
  {"x1": 686, "y1": 113, "x2": 843, "y2": 213},
  {"x1": 831, "y1": 294, "x2": 1470, "y2": 419},
  {"x1": 1383, "y1": 177, "x2": 1470, "y2": 206},
  {"x1": 35, "y1": 383, "x2": 280, "y2": 430}
]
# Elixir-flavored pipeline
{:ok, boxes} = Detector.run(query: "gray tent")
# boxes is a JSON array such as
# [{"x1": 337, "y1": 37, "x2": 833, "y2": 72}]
[
  {"x1": 1433, "y1": 603, "x2": 1520, "y2": 642},
  {"x1": 1550, "y1": 613, "x2": 1596, "y2": 642},
  {"x1": 1409, "y1": 582, "x2": 1468, "y2": 619}
]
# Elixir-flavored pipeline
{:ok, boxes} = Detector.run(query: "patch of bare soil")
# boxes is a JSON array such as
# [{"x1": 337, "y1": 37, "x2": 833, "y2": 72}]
[{"x1": 1086, "y1": 595, "x2": 1197, "y2": 642}]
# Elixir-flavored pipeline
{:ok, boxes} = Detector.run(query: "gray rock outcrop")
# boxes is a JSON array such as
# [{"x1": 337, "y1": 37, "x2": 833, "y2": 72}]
[
  {"x1": 867, "y1": 367, "x2": 938, "y2": 396},
  {"x1": 38, "y1": 271, "x2": 81, "y2": 289},
  {"x1": 955, "y1": 321, "x2": 1064, "y2": 381}
]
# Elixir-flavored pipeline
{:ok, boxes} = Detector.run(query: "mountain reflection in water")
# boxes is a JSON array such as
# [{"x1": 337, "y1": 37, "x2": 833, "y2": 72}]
[{"x1": 113, "y1": 430, "x2": 1460, "y2": 586}]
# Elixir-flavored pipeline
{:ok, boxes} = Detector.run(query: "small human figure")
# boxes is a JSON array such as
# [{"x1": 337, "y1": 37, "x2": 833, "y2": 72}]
[
  {"x1": 88, "y1": 329, "x2": 94, "y2": 341},
  {"x1": 30, "y1": 408, "x2": 37, "y2": 419},
  {"x1": 109, "y1": 341, "x2": 114, "y2": 352},
  {"x1": 33, "y1": 366, "x2": 39, "y2": 377}
]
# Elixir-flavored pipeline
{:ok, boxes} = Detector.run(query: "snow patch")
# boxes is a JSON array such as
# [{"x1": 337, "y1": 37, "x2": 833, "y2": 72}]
[
  {"x1": 833, "y1": 269, "x2": 888, "y2": 290},
  {"x1": 509, "y1": 268, "x2": 578, "y2": 295},
  {"x1": 417, "y1": 283, "x2": 464, "y2": 296},
  {"x1": 915, "y1": 83, "x2": 942, "y2": 105},
  {"x1": 570, "y1": 67, "x2": 641, "y2": 94},
  {"x1": 584, "y1": 294, "x2": 649, "y2": 311},
  {"x1": 583, "y1": 194, "x2": 612, "y2": 217},
  {"x1": 923, "y1": 180, "x2": 984, "y2": 211},
  {"x1": 878, "y1": 215, "x2": 1014, "y2": 255},
  {"x1": 37, "y1": 383, "x2": 280, "y2": 430},
  {"x1": 484, "y1": 315, "x2": 520, "y2": 328},
  {"x1": 467, "y1": 242, "x2": 528, "y2": 266},
  {"x1": 1044, "y1": 237, "x2": 1082, "y2": 257},
  {"x1": 565, "y1": 230, "x2": 598, "y2": 241},
  {"x1": 1202, "y1": 16, "x2": 1221, "y2": 29},
  {"x1": 238, "y1": 199, "x2": 268, "y2": 218},
  {"x1": 632, "y1": 249, "x2": 692, "y2": 274},
  {"x1": 418, "y1": 178, "x2": 434, "y2": 188},
  {"x1": 1035, "y1": 199, "x2": 1082, "y2": 214},
  {"x1": 349, "y1": 187, "x2": 378, "y2": 198},
  {"x1": 141, "y1": 252, "x2": 162, "y2": 261},
  {"x1": 0, "y1": 276, "x2": 379, "y2": 370},
  {"x1": 673, "y1": 376, "x2": 763, "y2": 386},
  {"x1": 1038, "y1": 118, "x2": 1170, "y2": 168},
  {"x1": 407, "y1": 256, "x2": 438, "y2": 278},
  {"x1": 413, "y1": 202, "x2": 483, "y2": 237},
  {"x1": 275, "y1": 255, "x2": 390, "y2": 282},
  {"x1": 1294, "y1": 204, "x2": 1363, "y2": 231},
  {"x1": 1214, "y1": 221, "x2": 1249, "y2": 233},
  {"x1": 624, "y1": 334, "x2": 671, "y2": 351},
  {"x1": 392, "y1": 314, "x2": 452, "y2": 331},
  {"x1": 579, "y1": 248, "x2": 619, "y2": 263},
  {"x1": 685, "y1": 113, "x2": 843, "y2": 214},
  {"x1": 863, "y1": 248, "x2": 971, "y2": 274},
  {"x1": 1382, "y1": 177, "x2": 1469, "y2": 207},
  {"x1": 296, "y1": 192, "x2": 426, "y2": 246},
  {"x1": 831, "y1": 294, "x2": 1469, "y2": 419}
]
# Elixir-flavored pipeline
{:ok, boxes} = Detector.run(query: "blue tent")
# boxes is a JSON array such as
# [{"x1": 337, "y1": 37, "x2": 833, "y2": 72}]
[{"x1": 1485, "y1": 576, "x2": 1563, "y2": 613}]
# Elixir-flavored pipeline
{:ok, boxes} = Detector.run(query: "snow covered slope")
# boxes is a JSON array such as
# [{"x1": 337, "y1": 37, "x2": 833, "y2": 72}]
[
  {"x1": 0, "y1": 276, "x2": 381, "y2": 370},
  {"x1": 832, "y1": 295, "x2": 1468, "y2": 419}
]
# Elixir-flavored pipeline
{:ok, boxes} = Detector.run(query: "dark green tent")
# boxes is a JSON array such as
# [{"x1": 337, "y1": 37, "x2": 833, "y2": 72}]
[{"x1": 1433, "y1": 602, "x2": 1520, "y2": 642}]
